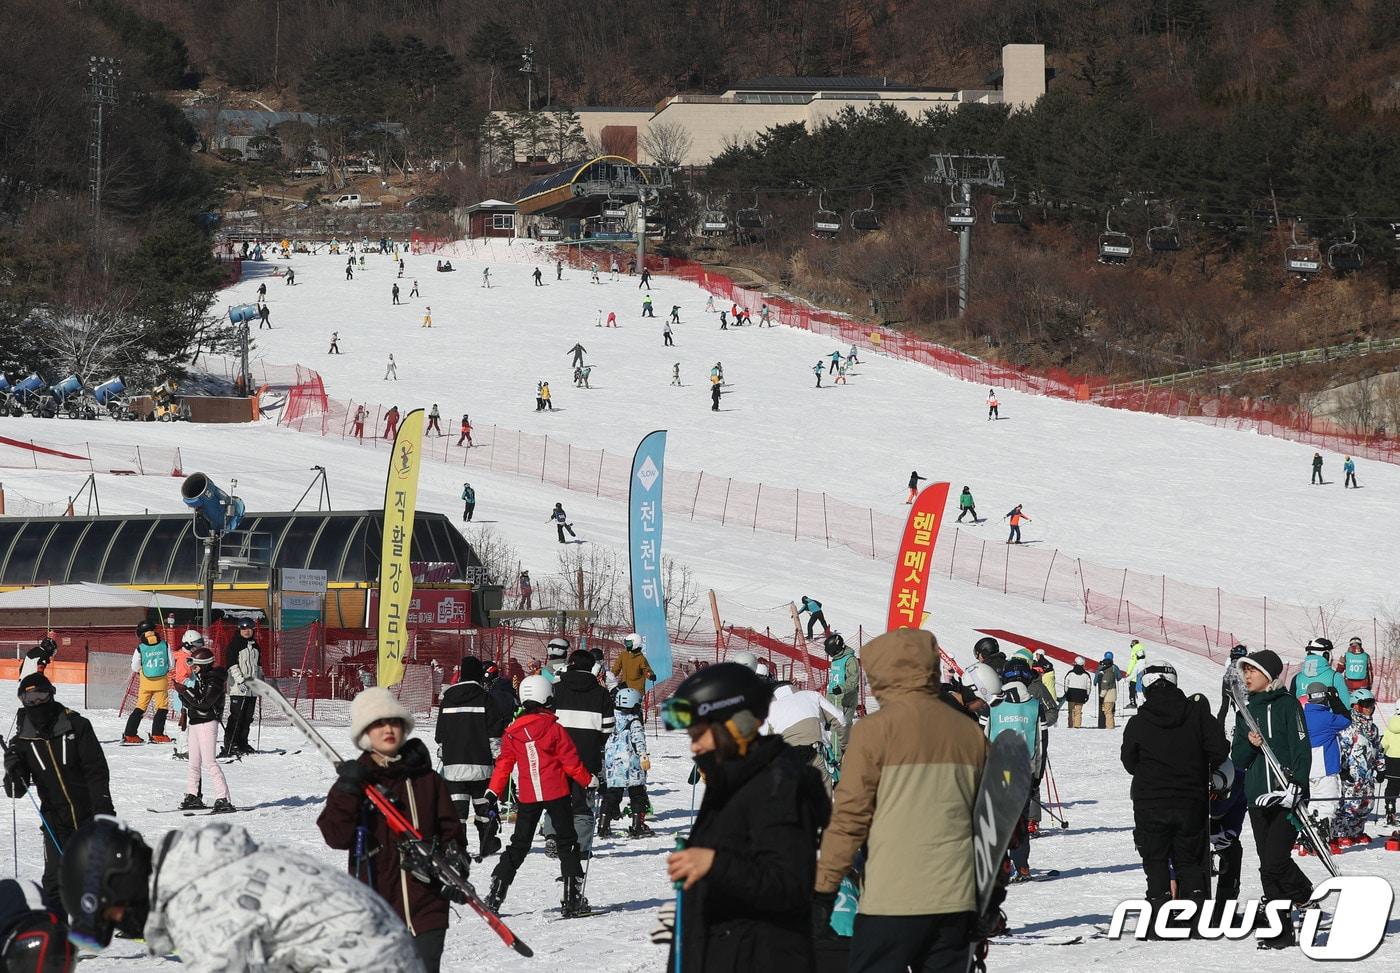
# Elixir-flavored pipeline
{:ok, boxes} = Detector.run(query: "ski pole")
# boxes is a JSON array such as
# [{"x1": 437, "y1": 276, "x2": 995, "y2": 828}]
[
  {"x1": 26, "y1": 791, "x2": 62, "y2": 856},
  {"x1": 672, "y1": 837, "x2": 686, "y2": 973}
]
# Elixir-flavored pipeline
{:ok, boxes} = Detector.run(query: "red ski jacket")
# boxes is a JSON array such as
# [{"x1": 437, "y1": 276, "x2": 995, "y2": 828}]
[{"x1": 488, "y1": 709, "x2": 592, "y2": 803}]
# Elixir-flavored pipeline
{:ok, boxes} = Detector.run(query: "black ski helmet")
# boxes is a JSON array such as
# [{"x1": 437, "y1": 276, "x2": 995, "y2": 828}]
[
  {"x1": 2, "y1": 908, "x2": 73, "y2": 973},
  {"x1": 973, "y1": 636, "x2": 1000, "y2": 660},
  {"x1": 823, "y1": 633, "x2": 846, "y2": 656},
  {"x1": 134, "y1": 621, "x2": 156, "y2": 641},
  {"x1": 1001, "y1": 656, "x2": 1034, "y2": 684},
  {"x1": 1229, "y1": 644, "x2": 1247, "y2": 660},
  {"x1": 661, "y1": 662, "x2": 772, "y2": 731},
  {"x1": 60, "y1": 818, "x2": 153, "y2": 949}
]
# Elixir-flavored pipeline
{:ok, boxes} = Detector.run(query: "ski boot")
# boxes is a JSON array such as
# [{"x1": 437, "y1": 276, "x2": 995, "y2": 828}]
[
  {"x1": 211, "y1": 798, "x2": 236, "y2": 814},
  {"x1": 1386, "y1": 810, "x2": 1397, "y2": 828},
  {"x1": 476, "y1": 824, "x2": 502, "y2": 859},
  {"x1": 596, "y1": 814, "x2": 613, "y2": 839},
  {"x1": 484, "y1": 875, "x2": 509, "y2": 913},
  {"x1": 120, "y1": 735, "x2": 144, "y2": 746},
  {"x1": 171, "y1": 749, "x2": 188, "y2": 760},
  {"x1": 627, "y1": 812, "x2": 655, "y2": 839},
  {"x1": 1355, "y1": 833, "x2": 1373, "y2": 845},
  {"x1": 179, "y1": 793, "x2": 207, "y2": 811},
  {"x1": 1009, "y1": 867, "x2": 1032, "y2": 884},
  {"x1": 560, "y1": 876, "x2": 590, "y2": 918},
  {"x1": 149, "y1": 734, "x2": 174, "y2": 744}
]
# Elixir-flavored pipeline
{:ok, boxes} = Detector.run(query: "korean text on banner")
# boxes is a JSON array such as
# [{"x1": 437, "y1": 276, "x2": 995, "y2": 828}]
[
  {"x1": 887, "y1": 482, "x2": 951, "y2": 632},
  {"x1": 628, "y1": 430, "x2": 672, "y2": 681},
  {"x1": 377, "y1": 408, "x2": 425, "y2": 687}
]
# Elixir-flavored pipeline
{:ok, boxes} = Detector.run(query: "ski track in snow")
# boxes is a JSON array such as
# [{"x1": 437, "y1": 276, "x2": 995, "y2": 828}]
[{"x1": 0, "y1": 240, "x2": 1395, "y2": 969}]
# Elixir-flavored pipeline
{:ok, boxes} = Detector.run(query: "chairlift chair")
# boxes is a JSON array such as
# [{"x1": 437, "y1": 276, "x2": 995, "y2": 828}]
[
  {"x1": 1097, "y1": 209, "x2": 1133, "y2": 264},
  {"x1": 735, "y1": 191, "x2": 765, "y2": 237},
  {"x1": 537, "y1": 218, "x2": 562, "y2": 241},
  {"x1": 851, "y1": 189, "x2": 881, "y2": 232},
  {"x1": 1146, "y1": 211, "x2": 1182, "y2": 252},
  {"x1": 601, "y1": 196, "x2": 626, "y2": 220},
  {"x1": 1327, "y1": 222, "x2": 1363, "y2": 273},
  {"x1": 701, "y1": 195, "x2": 730, "y2": 236},
  {"x1": 945, "y1": 199, "x2": 977, "y2": 232},
  {"x1": 991, "y1": 191, "x2": 1023, "y2": 226},
  {"x1": 813, "y1": 190, "x2": 841, "y2": 237},
  {"x1": 1284, "y1": 220, "x2": 1321, "y2": 276}
]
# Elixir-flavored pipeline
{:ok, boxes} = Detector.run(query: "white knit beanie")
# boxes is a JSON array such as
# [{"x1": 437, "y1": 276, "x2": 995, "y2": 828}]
[{"x1": 349, "y1": 686, "x2": 415, "y2": 751}]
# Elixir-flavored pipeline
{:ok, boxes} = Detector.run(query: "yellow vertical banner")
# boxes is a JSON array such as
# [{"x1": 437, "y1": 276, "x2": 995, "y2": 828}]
[{"x1": 377, "y1": 408, "x2": 424, "y2": 687}]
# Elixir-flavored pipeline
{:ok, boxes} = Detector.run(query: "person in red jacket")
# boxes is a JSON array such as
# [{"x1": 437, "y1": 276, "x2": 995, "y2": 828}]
[
  {"x1": 317, "y1": 687, "x2": 466, "y2": 973},
  {"x1": 483, "y1": 675, "x2": 594, "y2": 917}
]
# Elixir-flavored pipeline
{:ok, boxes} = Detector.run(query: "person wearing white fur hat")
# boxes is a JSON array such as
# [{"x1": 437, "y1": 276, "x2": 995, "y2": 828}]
[{"x1": 317, "y1": 687, "x2": 465, "y2": 973}]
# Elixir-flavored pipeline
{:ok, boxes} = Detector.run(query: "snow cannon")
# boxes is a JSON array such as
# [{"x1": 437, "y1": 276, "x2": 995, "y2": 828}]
[
  {"x1": 50, "y1": 374, "x2": 82, "y2": 403},
  {"x1": 228, "y1": 303, "x2": 258, "y2": 324},
  {"x1": 12, "y1": 374, "x2": 45, "y2": 402},
  {"x1": 93, "y1": 377, "x2": 125, "y2": 406},
  {"x1": 181, "y1": 472, "x2": 245, "y2": 534}
]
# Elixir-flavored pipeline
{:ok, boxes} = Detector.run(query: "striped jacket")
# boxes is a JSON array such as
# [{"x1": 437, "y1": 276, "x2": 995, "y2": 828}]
[
  {"x1": 550, "y1": 669, "x2": 615, "y2": 774},
  {"x1": 435, "y1": 680, "x2": 503, "y2": 781},
  {"x1": 488, "y1": 709, "x2": 592, "y2": 803}
]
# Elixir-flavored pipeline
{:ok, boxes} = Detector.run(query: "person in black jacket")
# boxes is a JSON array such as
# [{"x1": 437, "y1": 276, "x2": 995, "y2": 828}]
[
  {"x1": 3, "y1": 673, "x2": 115, "y2": 911},
  {"x1": 1120, "y1": 662, "x2": 1229, "y2": 933},
  {"x1": 542, "y1": 650, "x2": 614, "y2": 860},
  {"x1": 660, "y1": 663, "x2": 829, "y2": 971},
  {"x1": 220, "y1": 620, "x2": 261, "y2": 758},
  {"x1": 172, "y1": 643, "x2": 234, "y2": 813},
  {"x1": 484, "y1": 661, "x2": 516, "y2": 742},
  {"x1": 435, "y1": 657, "x2": 505, "y2": 858}
]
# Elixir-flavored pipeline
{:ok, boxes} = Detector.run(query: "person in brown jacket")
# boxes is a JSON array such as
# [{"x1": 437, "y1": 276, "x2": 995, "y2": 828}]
[
  {"x1": 814, "y1": 629, "x2": 988, "y2": 973},
  {"x1": 317, "y1": 687, "x2": 466, "y2": 973},
  {"x1": 610, "y1": 632, "x2": 656, "y2": 692}
]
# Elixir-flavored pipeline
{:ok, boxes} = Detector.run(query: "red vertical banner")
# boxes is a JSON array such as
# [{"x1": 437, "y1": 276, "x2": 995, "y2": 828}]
[{"x1": 886, "y1": 482, "x2": 951, "y2": 632}]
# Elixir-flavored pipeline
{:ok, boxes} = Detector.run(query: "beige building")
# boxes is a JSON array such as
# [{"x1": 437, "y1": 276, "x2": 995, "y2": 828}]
[{"x1": 493, "y1": 45, "x2": 1047, "y2": 169}]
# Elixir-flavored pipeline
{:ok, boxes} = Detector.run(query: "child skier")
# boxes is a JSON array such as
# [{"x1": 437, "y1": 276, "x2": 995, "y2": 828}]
[
  {"x1": 813, "y1": 361, "x2": 825, "y2": 387},
  {"x1": 1004, "y1": 504, "x2": 1030, "y2": 544},
  {"x1": 123, "y1": 622, "x2": 172, "y2": 745},
  {"x1": 456, "y1": 414, "x2": 473, "y2": 447},
  {"x1": 987, "y1": 389, "x2": 999, "y2": 419},
  {"x1": 1343, "y1": 637, "x2": 1372, "y2": 693},
  {"x1": 956, "y1": 485, "x2": 978, "y2": 522},
  {"x1": 427, "y1": 403, "x2": 441, "y2": 435},
  {"x1": 600, "y1": 687, "x2": 651, "y2": 838},
  {"x1": 1333, "y1": 689, "x2": 1380, "y2": 844},
  {"x1": 484, "y1": 676, "x2": 592, "y2": 916},
  {"x1": 172, "y1": 641, "x2": 235, "y2": 813},
  {"x1": 1343, "y1": 455, "x2": 1358, "y2": 488},
  {"x1": 906, "y1": 471, "x2": 927, "y2": 504}
]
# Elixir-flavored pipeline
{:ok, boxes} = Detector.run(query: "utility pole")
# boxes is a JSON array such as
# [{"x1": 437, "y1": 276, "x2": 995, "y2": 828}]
[
  {"x1": 928, "y1": 154, "x2": 1005, "y2": 317},
  {"x1": 87, "y1": 56, "x2": 120, "y2": 233},
  {"x1": 520, "y1": 46, "x2": 536, "y2": 111}
]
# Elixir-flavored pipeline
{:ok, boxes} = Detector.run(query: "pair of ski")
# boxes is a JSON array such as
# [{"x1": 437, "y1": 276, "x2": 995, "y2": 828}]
[{"x1": 245, "y1": 678, "x2": 533, "y2": 957}]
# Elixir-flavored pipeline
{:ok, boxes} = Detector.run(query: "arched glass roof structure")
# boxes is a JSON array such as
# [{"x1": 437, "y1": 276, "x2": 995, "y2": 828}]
[{"x1": 0, "y1": 510, "x2": 479, "y2": 587}]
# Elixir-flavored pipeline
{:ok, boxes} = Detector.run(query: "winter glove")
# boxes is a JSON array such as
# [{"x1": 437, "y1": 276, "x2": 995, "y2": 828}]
[
  {"x1": 1254, "y1": 782, "x2": 1303, "y2": 810},
  {"x1": 1210, "y1": 830, "x2": 1238, "y2": 852},
  {"x1": 812, "y1": 890, "x2": 838, "y2": 940},
  {"x1": 641, "y1": 757, "x2": 651, "y2": 772},
  {"x1": 334, "y1": 759, "x2": 370, "y2": 795},
  {"x1": 483, "y1": 791, "x2": 501, "y2": 825},
  {"x1": 436, "y1": 843, "x2": 471, "y2": 904},
  {"x1": 830, "y1": 686, "x2": 843, "y2": 698},
  {"x1": 649, "y1": 903, "x2": 676, "y2": 946}
]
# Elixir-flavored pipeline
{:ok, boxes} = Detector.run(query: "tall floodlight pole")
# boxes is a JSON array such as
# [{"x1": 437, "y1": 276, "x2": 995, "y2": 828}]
[
  {"x1": 928, "y1": 154, "x2": 1005, "y2": 317},
  {"x1": 88, "y1": 57, "x2": 120, "y2": 232},
  {"x1": 520, "y1": 46, "x2": 536, "y2": 110}
]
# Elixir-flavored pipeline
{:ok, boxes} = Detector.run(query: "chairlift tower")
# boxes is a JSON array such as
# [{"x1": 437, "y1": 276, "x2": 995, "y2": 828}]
[
  {"x1": 87, "y1": 57, "x2": 120, "y2": 232},
  {"x1": 928, "y1": 154, "x2": 1005, "y2": 316}
]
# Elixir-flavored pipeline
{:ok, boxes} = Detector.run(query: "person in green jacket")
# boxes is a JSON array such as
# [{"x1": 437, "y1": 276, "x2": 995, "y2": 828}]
[
  {"x1": 1125, "y1": 640, "x2": 1147, "y2": 710},
  {"x1": 1230, "y1": 649, "x2": 1314, "y2": 950},
  {"x1": 823, "y1": 633, "x2": 860, "y2": 759},
  {"x1": 1288, "y1": 637, "x2": 1351, "y2": 707},
  {"x1": 955, "y1": 486, "x2": 978, "y2": 523}
]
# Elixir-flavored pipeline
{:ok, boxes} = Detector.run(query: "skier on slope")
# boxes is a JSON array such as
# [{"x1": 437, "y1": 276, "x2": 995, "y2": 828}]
[
  {"x1": 568, "y1": 342, "x2": 587, "y2": 367},
  {"x1": 542, "y1": 650, "x2": 616, "y2": 862},
  {"x1": 797, "y1": 596, "x2": 830, "y2": 639},
  {"x1": 813, "y1": 361, "x2": 825, "y2": 387},
  {"x1": 983, "y1": 655, "x2": 1049, "y2": 882},
  {"x1": 483, "y1": 676, "x2": 593, "y2": 917},
  {"x1": 1230, "y1": 649, "x2": 1316, "y2": 950},
  {"x1": 905, "y1": 471, "x2": 926, "y2": 504},
  {"x1": 123, "y1": 622, "x2": 172, "y2": 745},
  {"x1": 319, "y1": 687, "x2": 465, "y2": 972},
  {"x1": 1120, "y1": 661, "x2": 1228, "y2": 932},
  {"x1": 671, "y1": 362, "x2": 681, "y2": 386},
  {"x1": 62, "y1": 816, "x2": 424, "y2": 972},
  {"x1": 549, "y1": 502, "x2": 577, "y2": 543},
  {"x1": 1216, "y1": 644, "x2": 1248, "y2": 725},
  {"x1": 1003, "y1": 504, "x2": 1030, "y2": 544},
  {"x1": 1125, "y1": 639, "x2": 1147, "y2": 710},
  {"x1": 1289, "y1": 637, "x2": 1351, "y2": 707},
  {"x1": 435, "y1": 656, "x2": 507, "y2": 858},
  {"x1": 460, "y1": 482, "x2": 475, "y2": 522},
  {"x1": 661, "y1": 664, "x2": 828, "y2": 970},
  {"x1": 822, "y1": 633, "x2": 859, "y2": 756},
  {"x1": 599, "y1": 687, "x2": 652, "y2": 836},
  {"x1": 956, "y1": 485, "x2": 978, "y2": 522},
  {"x1": 812, "y1": 631, "x2": 979, "y2": 971},
  {"x1": 426, "y1": 403, "x2": 441, "y2": 436},
  {"x1": 762, "y1": 680, "x2": 845, "y2": 794},
  {"x1": 1343, "y1": 455, "x2": 1358, "y2": 488},
  {"x1": 172, "y1": 638, "x2": 235, "y2": 814},
  {"x1": 383, "y1": 405, "x2": 400, "y2": 438},
  {"x1": 3, "y1": 673, "x2": 114, "y2": 912},
  {"x1": 1332, "y1": 688, "x2": 1380, "y2": 844},
  {"x1": 1311, "y1": 451, "x2": 1324, "y2": 484},
  {"x1": 987, "y1": 389, "x2": 999, "y2": 420},
  {"x1": 456, "y1": 414, "x2": 473, "y2": 447}
]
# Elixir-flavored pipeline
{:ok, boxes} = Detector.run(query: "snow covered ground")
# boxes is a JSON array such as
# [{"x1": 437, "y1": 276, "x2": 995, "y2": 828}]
[{"x1": 0, "y1": 239, "x2": 1395, "y2": 968}]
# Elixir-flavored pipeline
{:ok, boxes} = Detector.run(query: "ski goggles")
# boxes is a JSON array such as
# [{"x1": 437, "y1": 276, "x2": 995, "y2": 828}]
[
  {"x1": 19, "y1": 688, "x2": 53, "y2": 707},
  {"x1": 660, "y1": 697, "x2": 697, "y2": 731}
]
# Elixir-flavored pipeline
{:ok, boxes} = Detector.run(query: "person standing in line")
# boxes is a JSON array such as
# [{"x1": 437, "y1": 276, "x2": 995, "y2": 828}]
[
  {"x1": 173, "y1": 640, "x2": 236, "y2": 813},
  {"x1": 460, "y1": 482, "x2": 475, "y2": 522},
  {"x1": 1382, "y1": 705, "x2": 1400, "y2": 826},
  {"x1": 1062, "y1": 657, "x2": 1092, "y2": 728},
  {"x1": 823, "y1": 633, "x2": 860, "y2": 756},
  {"x1": 384, "y1": 354, "x2": 398, "y2": 380},
  {"x1": 328, "y1": 331, "x2": 342, "y2": 354},
  {"x1": 1230, "y1": 649, "x2": 1316, "y2": 950},
  {"x1": 1301, "y1": 683, "x2": 1350, "y2": 848},
  {"x1": 1126, "y1": 639, "x2": 1147, "y2": 710},
  {"x1": 1332, "y1": 688, "x2": 1380, "y2": 844},
  {"x1": 1343, "y1": 637, "x2": 1372, "y2": 694},
  {"x1": 410, "y1": 279, "x2": 419, "y2": 298},
  {"x1": 533, "y1": 267, "x2": 543, "y2": 286},
  {"x1": 610, "y1": 633, "x2": 656, "y2": 695},
  {"x1": 984, "y1": 655, "x2": 1049, "y2": 882},
  {"x1": 599, "y1": 687, "x2": 653, "y2": 836},
  {"x1": 1216, "y1": 644, "x2": 1249, "y2": 724},
  {"x1": 956, "y1": 485, "x2": 978, "y2": 522},
  {"x1": 1095, "y1": 652, "x2": 1121, "y2": 729},
  {"x1": 426, "y1": 403, "x2": 442, "y2": 436},
  {"x1": 456, "y1": 414, "x2": 473, "y2": 447},
  {"x1": 169, "y1": 632, "x2": 193, "y2": 758},
  {"x1": 123, "y1": 621, "x2": 172, "y2": 745},
  {"x1": 383, "y1": 405, "x2": 400, "y2": 439},
  {"x1": 3, "y1": 672, "x2": 115, "y2": 911},
  {"x1": 542, "y1": 650, "x2": 615, "y2": 864},
  {"x1": 422, "y1": 306, "x2": 433, "y2": 328},
  {"x1": 671, "y1": 362, "x2": 681, "y2": 386},
  {"x1": 1343, "y1": 455, "x2": 1358, "y2": 488},
  {"x1": 436, "y1": 656, "x2": 505, "y2": 859},
  {"x1": 1004, "y1": 504, "x2": 1030, "y2": 544},
  {"x1": 392, "y1": 282, "x2": 401, "y2": 305},
  {"x1": 220, "y1": 619, "x2": 262, "y2": 758},
  {"x1": 550, "y1": 501, "x2": 577, "y2": 543},
  {"x1": 1311, "y1": 451, "x2": 1324, "y2": 484},
  {"x1": 987, "y1": 389, "x2": 999, "y2": 420},
  {"x1": 906, "y1": 471, "x2": 927, "y2": 504}
]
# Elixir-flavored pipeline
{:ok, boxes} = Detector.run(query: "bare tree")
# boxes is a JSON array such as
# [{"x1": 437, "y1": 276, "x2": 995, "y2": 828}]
[
  {"x1": 34, "y1": 299, "x2": 146, "y2": 379},
  {"x1": 463, "y1": 526, "x2": 521, "y2": 586},
  {"x1": 640, "y1": 121, "x2": 694, "y2": 167},
  {"x1": 661, "y1": 555, "x2": 704, "y2": 640}
]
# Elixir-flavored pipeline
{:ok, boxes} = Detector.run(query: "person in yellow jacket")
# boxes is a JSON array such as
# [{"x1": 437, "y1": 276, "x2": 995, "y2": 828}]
[
  {"x1": 1125, "y1": 639, "x2": 1147, "y2": 710},
  {"x1": 123, "y1": 621, "x2": 172, "y2": 744},
  {"x1": 1382, "y1": 708, "x2": 1400, "y2": 826},
  {"x1": 610, "y1": 633, "x2": 655, "y2": 693}
]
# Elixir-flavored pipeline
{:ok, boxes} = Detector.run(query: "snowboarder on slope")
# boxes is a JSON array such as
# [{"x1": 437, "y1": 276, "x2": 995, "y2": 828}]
[
  {"x1": 823, "y1": 633, "x2": 859, "y2": 756},
  {"x1": 550, "y1": 502, "x2": 577, "y2": 543},
  {"x1": 906, "y1": 471, "x2": 926, "y2": 504},
  {"x1": 797, "y1": 596, "x2": 830, "y2": 639},
  {"x1": 460, "y1": 482, "x2": 475, "y2": 522}
]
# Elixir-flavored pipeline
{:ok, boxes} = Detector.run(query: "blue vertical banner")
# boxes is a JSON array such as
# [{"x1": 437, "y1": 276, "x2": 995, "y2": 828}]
[{"x1": 629, "y1": 430, "x2": 672, "y2": 681}]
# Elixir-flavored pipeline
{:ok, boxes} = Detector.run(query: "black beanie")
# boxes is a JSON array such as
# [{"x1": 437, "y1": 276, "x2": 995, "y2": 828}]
[
  {"x1": 458, "y1": 657, "x2": 485, "y2": 682},
  {"x1": 18, "y1": 673, "x2": 55, "y2": 697},
  {"x1": 1240, "y1": 649, "x2": 1284, "y2": 683}
]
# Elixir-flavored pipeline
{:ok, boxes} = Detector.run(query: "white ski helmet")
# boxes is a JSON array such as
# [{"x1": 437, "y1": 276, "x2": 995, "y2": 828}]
[
  {"x1": 730, "y1": 650, "x2": 759, "y2": 671},
  {"x1": 547, "y1": 637, "x2": 570, "y2": 661},
  {"x1": 616, "y1": 687, "x2": 643, "y2": 709},
  {"x1": 181, "y1": 629, "x2": 204, "y2": 648},
  {"x1": 624, "y1": 632, "x2": 643, "y2": 652},
  {"x1": 519, "y1": 675, "x2": 554, "y2": 705},
  {"x1": 1139, "y1": 662, "x2": 1178, "y2": 691},
  {"x1": 754, "y1": 659, "x2": 774, "y2": 681},
  {"x1": 1210, "y1": 758, "x2": 1235, "y2": 797},
  {"x1": 972, "y1": 661, "x2": 1002, "y2": 703}
]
